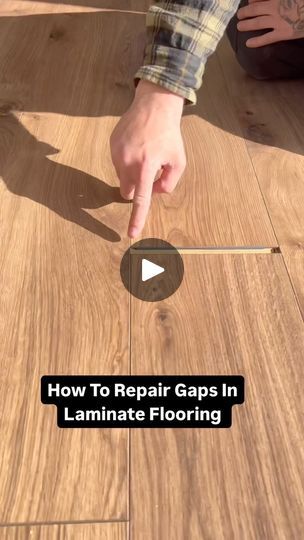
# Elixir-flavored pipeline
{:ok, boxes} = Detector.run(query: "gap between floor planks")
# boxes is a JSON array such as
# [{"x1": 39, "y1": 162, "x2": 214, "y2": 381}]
[{"x1": 130, "y1": 247, "x2": 281, "y2": 255}]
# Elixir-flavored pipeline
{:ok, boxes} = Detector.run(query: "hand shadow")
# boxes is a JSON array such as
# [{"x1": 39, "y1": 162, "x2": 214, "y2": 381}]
[
  {"x1": 0, "y1": 9, "x2": 147, "y2": 243},
  {"x1": 2, "y1": 113, "x2": 128, "y2": 242}
]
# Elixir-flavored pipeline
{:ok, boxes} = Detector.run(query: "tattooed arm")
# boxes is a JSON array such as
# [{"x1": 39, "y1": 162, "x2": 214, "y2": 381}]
[
  {"x1": 237, "y1": 0, "x2": 304, "y2": 47},
  {"x1": 280, "y1": 0, "x2": 304, "y2": 32}
]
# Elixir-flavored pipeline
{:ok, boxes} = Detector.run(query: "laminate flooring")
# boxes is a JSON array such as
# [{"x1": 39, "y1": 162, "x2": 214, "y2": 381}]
[{"x1": 0, "y1": 2, "x2": 303, "y2": 539}]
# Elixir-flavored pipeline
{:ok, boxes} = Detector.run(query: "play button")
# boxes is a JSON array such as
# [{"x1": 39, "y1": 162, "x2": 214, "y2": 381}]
[
  {"x1": 120, "y1": 238, "x2": 184, "y2": 302},
  {"x1": 142, "y1": 259, "x2": 165, "y2": 282}
]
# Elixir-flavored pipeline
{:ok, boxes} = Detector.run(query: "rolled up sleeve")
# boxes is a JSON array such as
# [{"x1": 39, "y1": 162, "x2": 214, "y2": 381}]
[{"x1": 134, "y1": 0, "x2": 240, "y2": 106}]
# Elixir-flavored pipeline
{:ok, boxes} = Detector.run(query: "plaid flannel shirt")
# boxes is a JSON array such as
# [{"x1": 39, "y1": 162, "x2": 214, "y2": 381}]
[{"x1": 134, "y1": 0, "x2": 240, "y2": 106}]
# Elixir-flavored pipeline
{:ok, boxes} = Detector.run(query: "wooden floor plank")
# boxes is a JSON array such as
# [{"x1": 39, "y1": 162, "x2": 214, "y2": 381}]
[
  {"x1": 131, "y1": 254, "x2": 304, "y2": 539},
  {"x1": 217, "y1": 37, "x2": 304, "y2": 316},
  {"x1": 0, "y1": 9, "x2": 145, "y2": 118},
  {"x1": 0, "y1": 5, "x2": 137, "y2": 524},
  {"x1": 0, "y1": 522, "x2": 127, "y2": 540},
  {"x1": 0, "y1": 113, "x2": 129, "y2": 523},
  {"x1": 135, "y1": 51, "x2": 277, "y2": 247}
]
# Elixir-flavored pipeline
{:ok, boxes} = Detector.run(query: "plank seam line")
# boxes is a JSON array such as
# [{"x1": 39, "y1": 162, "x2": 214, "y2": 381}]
[
  {"x1": 7, "y1": 8, "x2": 148, "y2": 15},
  {"x1": 128, "y1": 242, "x2": 132, "y2": 535},
  {"x1": 128, "y1": 208, "x2": 133, "y2": 536},
  {"x1": 0, "y1": 519, "x2": 129, "y2": 529}
]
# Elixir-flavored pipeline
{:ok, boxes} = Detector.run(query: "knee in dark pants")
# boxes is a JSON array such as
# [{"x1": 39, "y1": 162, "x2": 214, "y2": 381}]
[
  {"x1": 226, "y1": 9, "x2": 304, "y2": 80},
  {"x1": 226, "y1": 15, "x2": 279, "y2": 79},
  {"x1": 236, "y1": 44, "x2": 280, "y2": 80}
]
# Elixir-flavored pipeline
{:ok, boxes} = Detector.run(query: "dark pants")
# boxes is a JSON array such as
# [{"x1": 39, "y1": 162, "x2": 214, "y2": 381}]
[{"x1": 226, "y1": 0, "x2": 304, "y2": 79}]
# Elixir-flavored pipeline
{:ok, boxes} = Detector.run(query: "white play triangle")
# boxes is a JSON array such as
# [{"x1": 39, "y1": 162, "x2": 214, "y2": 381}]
[{"x1": 141, "y1": 259, "x2": 165, "y2": 282}]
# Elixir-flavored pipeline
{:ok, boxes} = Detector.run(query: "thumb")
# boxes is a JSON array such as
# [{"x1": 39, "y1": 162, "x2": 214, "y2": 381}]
[{"x1": 153, "y1": 161, "x2": 185, "y2": 194}]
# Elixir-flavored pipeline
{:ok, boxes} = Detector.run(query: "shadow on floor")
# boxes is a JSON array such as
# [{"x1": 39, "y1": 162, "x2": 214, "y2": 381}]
[
  {"x1": 1, "y1": 114, "x2": 126, "y2": 241},
  {"x1": 0, "y1": 9, "x2": 147, "y2": 241}
]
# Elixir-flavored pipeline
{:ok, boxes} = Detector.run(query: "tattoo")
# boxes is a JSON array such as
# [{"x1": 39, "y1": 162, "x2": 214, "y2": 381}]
[{"x1": 279, "y1": 0, "x2": 304, "y2": 32}]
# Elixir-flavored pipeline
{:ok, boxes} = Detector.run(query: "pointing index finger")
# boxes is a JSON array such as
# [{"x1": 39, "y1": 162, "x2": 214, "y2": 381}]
[{"x1": 128, "y1": 168, "x2": 155, "y2": 238}]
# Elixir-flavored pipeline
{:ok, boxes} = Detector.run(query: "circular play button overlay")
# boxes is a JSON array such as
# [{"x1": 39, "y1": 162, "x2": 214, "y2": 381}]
[{"x1": 120, "y1": 238, "x2": 184, "y2": 302}]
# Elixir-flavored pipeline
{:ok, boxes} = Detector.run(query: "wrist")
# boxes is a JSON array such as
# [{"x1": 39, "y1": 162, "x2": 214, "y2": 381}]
[{"x1": 134, "y1": 79, "x2": 184, "y2": 115}]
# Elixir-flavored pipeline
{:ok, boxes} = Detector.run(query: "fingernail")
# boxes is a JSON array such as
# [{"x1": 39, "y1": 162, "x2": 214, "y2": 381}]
[{"x1": 128, "y1": 227, "x2": 137, "y2": 238}]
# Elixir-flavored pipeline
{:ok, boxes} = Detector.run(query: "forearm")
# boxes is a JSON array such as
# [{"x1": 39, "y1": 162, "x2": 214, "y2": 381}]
[{"x1": 135, "y1": 0, "x2": 240, "y2": 106}]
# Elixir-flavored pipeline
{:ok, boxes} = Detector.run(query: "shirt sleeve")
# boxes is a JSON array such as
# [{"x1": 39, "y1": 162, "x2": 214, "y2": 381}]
[{"x1": 134, "y1": 0, "x2": 240, "y2": 106}]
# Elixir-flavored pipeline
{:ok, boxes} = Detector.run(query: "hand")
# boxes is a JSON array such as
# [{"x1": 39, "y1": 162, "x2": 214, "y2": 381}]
[
  {"x1": 110, "y1": 80, "x2": 186, "y2": 238},
  {"x1": 237, "y1": 0, "x2": 304, "y2": 47}
]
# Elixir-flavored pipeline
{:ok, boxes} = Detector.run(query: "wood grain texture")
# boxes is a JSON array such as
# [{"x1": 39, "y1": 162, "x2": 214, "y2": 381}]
[
  {"x1": 131, "y1": 254, "x2": 304, "y2": 539},
  {"x1": 135, "y1": 54, "x2": 277, "y2": 247},
  {"x1": 217, "y1": 37, "x2": 304, "y2": 316},
  {"x1": 0, "y1": 3, "x2": 137, "y2": 524},
  {"x1": 0, "y1": 9, "x2": 145, "y2": 118},
  {"x1": 0, "y1": 523, "x2": 127, "y2": 540},
  {"x1": 0, "y1": 116, "x2": 129, "y2": 523},
  {"x1": 2, "y1": 1, "x2": 304, "y2": 536}
]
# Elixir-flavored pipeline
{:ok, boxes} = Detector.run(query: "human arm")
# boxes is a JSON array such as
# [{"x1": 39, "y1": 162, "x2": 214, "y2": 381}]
[{"x1": 111, "y1": 1, "x2": 240, "y2": 238}]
